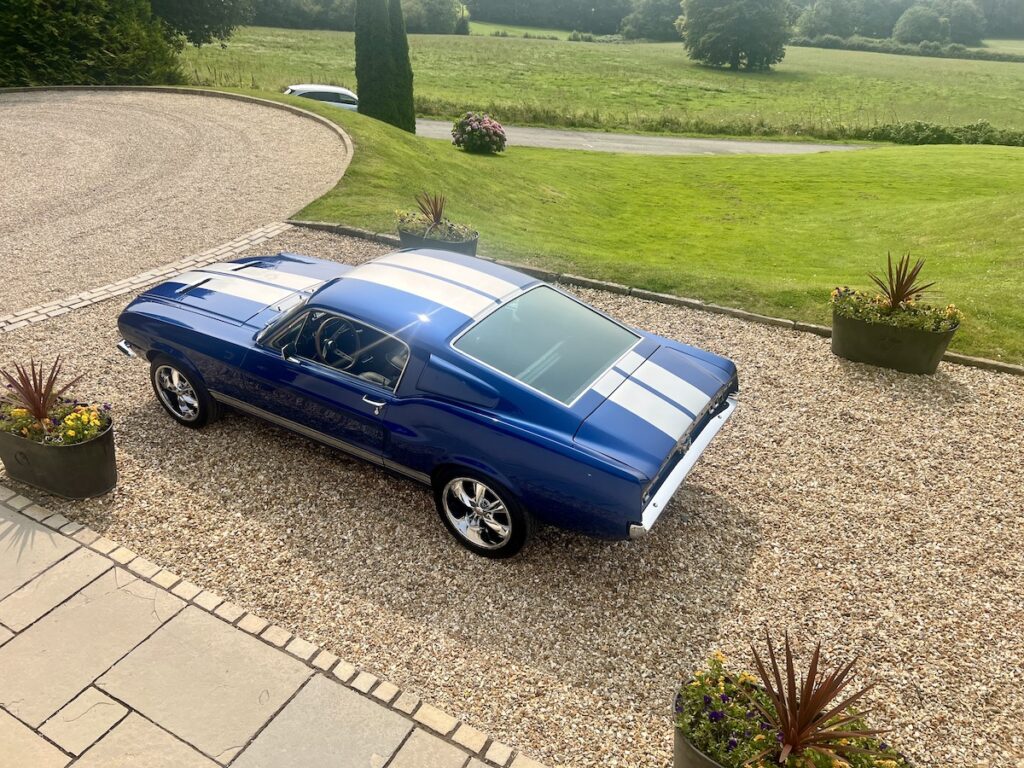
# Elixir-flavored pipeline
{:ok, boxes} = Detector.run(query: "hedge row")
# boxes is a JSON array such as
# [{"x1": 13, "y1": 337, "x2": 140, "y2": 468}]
[{"x1": 791, "y1": 34, "x2": 1024, "y2": 63}]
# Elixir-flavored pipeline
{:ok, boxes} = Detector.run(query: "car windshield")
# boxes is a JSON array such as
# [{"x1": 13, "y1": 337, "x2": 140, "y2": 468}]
[{"x1": 453, "y1": 286, "x2": 639, "y2": 404}]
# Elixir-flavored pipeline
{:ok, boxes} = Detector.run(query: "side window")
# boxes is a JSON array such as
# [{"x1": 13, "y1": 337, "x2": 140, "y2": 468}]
[
  {"x1": 338, "y1": 94, "x2": 357, "y2": 105},
  {"x1": 305, "y1": 91, "x2": 338, "y2": 103}
]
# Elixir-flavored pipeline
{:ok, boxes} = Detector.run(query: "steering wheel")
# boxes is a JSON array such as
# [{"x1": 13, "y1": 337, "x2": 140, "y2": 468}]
[{"x1": 314, "y1": 316, "x2": 358, "y2": 371}]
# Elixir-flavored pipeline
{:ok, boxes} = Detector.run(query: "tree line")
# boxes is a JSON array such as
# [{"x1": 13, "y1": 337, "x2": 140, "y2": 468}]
[{"x1": 253, "y1": 0, "x2": 465, "y2": 34}]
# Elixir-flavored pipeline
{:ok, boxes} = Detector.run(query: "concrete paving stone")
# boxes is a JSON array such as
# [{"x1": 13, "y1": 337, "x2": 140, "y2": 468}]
[
  {"x1": 108, "y1": 546, "x2": 136, "y2": 565},
  {"x1": 0, "y1": 546, "x2": 112, "y2": 631},
  {"x1": 7, "y1": 494, "x2": 32, "y2": 510},
  {"x1": 260, "y1": 624, "x2": 291, "y2": 647},
  {"x1": 192, "y1": 590, "x2": 223, "y2": 611},
  {"x1": 232, "y1": 674, "x2": 412, "y2": 768},
  {"x1": 468, "y1": 761, "x2": 489, "y2": 768},
  {"x1": 388, "y1": 728, "x2": 469, "y2": 768},
  {"x1": 311, "y1": 649, "x2": 338, "y2": 671},
  {"x1": 285, "y1": 636, "x2": 317, "y2": 660},
  {"x1": 172, "y1": 579, "x2": 202, "y2": 600},
  {"x1": 333, "y1": 660, "x2": 357, "y2": 683},
  {"x1": 21, "y1": 503, "x2": 52, "y2": 522},
  {"x1": 0, "y1": 484, "x2": 14, "y2": 501},
  {"x1": 72, "y1": 713, "x2": 217, "y2": 767},
  {"x1": 71, "y1": 526, "x2": 100, "y2": 545},
  {"x1": 89, "y1": 536, "x2": 118, "y2": 554},
  {"x1": 237, "y1": 613, "x2": 269, "y2": 635},
  {"x1": 0, "y1": 625, "x2": 12, "y2": 646},
  {"x1": 0, "y1": 505, "x2": 78, "y2": 600},
  {"x1": 214, "y1": 600, "x2": 245, "y2": 623},
  {"x1": 127, "y1": 556, "x2": 160, "y2": 578},
  {"x1": 40, "y1": 686, "x2": 128, "y2": 755},
  {"x1": 371, "y1": 680, "x2": 399, "y2": 704},
  {"x1": 0, "y1": 709, "x2": 70, "y2": 768},
  {"x1": 453, "y1": 723, "x2": 488, "y2": 754},
  {"x1": 510, "y1": 755, "x2": 547, "y2": 768},
  {"x1": 0, "y1": 568, "x2": 183, "y2": 727},
  {"x1": 392, "y1": 691, "x2": 420, "y2": 715},
  {"x1": 98, "y1": 606, "x2": 311, "y2": 765},
  {"x1": 485, "y1": 741, "x2": 514, "y2": 766},
  {"x1": 414, "y1": 703, "x2": 458, "y2": 736},
  {"x1": 59, "y1": 521, "x2": 83, "y2": 535},
  {"x1": 351, "y1": 671, "x2": 378, "y2": 693},
  {"x1": 152, "y1": 569, "x2": 181, "y2": 589},
  {"x1": 42, "y1": 513, "x2": 70, "y2": 530}
]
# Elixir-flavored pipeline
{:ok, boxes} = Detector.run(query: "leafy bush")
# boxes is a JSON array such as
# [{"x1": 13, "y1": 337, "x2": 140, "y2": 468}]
[
  {"x1": 569, "y1": 30, "x2": 595, "y2": 41},
  {"x1": 790, "y1": 33, "x2": 1024, "y2": 62},
  {"x1": 451, "y1": 112, "x2": 508, "y2": 154},
  {"x1": 454, "y1": 13, "x2": 470, "y2": 34},
  {"x1": 679, "y1": 0, "x2": 790, "y2": 70},
  {"x1": 490, "y1": 29, "x2": 510, "y2": 36},
  {"x1": 894, "y1": 5, "x2": 947, "y2": 42},
  {"x1": 619, "y1": 0, "x2": 682, "y2": 41},
  {"x1": 396, "y1": 192, "x2": 477, "y2": 242}
]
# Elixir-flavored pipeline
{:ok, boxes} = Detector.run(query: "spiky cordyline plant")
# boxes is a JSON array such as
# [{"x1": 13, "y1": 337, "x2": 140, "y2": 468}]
[
  {"x1": 869, "y1": 252, "x2": 934, "y2": 311},
  {"x1": 0, "y1": 357, "x2": 82, "y2": 424},
  {"x1": 744, "y1": 631, "x2": 886, "y2": 765},
  {"x1": 415, "y1": 191, "x2": 447, "y2": 234}
]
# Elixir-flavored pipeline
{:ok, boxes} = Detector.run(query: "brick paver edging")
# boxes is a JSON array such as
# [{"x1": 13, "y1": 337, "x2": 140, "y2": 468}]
[
  {"x1": 0, "y1": 485, "x2": 549, "y2": 768},
  {"x1": 288, "y1": 220, "x2": 1024, "y2": 378},
  {"x1": 0, "y1": 223, "x2": 293, "y2": 334}
]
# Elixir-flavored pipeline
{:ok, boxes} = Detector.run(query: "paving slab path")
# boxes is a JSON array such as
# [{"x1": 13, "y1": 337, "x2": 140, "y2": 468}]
[
  {"x1": 0, "y1": 490, "x2": 546, "y2": 768},
  {"x1": 415, "y1": 118, "x2": 863, "y2": 155}
]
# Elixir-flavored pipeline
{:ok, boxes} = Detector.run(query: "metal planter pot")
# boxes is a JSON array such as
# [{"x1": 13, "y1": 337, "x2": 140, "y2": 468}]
[
  {"x1": 0, "y1": 423, "x2": 117, "y2": 499},
  {"x1": 831, "y1": 310, "x2": 957, "y2": 375},
  {"x1": 397, "y1": 229, "x2": 479, "y2": 256},
  {"x1": 674, "y1": 728, "x2": 726, "y2": 768}
]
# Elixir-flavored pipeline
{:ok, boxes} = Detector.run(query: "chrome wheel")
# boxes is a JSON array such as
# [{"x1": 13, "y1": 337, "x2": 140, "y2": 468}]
[
  {"x1": 441, "y1": 477, "x2": 513, "y2": 550},
  {"x1": 154, "y1": 365, "x2": 200, "y2": 422}
]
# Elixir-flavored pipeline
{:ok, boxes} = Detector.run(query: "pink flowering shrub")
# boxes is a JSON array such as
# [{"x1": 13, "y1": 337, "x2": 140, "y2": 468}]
[{"x1": 451, "y1": 112, "x2": 507, "y2": 154}]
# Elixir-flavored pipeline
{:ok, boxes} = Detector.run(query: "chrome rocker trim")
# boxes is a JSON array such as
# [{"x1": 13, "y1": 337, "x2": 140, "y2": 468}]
[
  {"x1": 629, "y1": 396, "x2": 738, "y2": 539},
  {"x1": 209, "y1": 391, "x2": 431, "y2": 485}
]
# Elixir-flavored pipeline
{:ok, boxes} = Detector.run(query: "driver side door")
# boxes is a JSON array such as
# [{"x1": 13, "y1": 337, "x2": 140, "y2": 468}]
[{"x1": 238, "y1": 309, "x2": 396, "y2": 465}]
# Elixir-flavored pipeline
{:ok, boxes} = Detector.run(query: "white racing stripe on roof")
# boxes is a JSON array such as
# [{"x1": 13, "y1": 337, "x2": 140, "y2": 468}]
[
  {"x1": 201, "y1": 262, "x2": 324, "y2": 292},
  {"x1": 377, "y1": 252, "x2": 520, "y2": 299},
  {"x1": 616, "y1": 350, "x2": 647, "y2": 375},
  {"x1": 344, "y1": 262, "x2": 496, "y2": 317},
  {"x1": 189, "y1": 276, "x2": 294, "y2": 305},
  {"x1": 631, "y1": 361, "x2": 710, "y2": 417},
  {"x1": 609, "y1": 379, "x2": 693, "y2": 440}
]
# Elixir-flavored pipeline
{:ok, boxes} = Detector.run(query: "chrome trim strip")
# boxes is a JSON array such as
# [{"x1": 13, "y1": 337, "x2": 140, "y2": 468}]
[
  {"x1": 609, "y1": 379, "x2": 692, "y2": 439},
  {"x1": 382, "y1": 459, "x2": 431, "y2": 484},
  {"x1": 635, "y1": 396, "x2": 737, "y2": 534},
  {"x1": 210, "y1": 391, "x2": 386, "y2": 467},
  {"x1": 345, "y1": 263, "x2": 496, "y2": 317},
  {"x1": 631, "y1": 360, "x2": 710, "y2": 417},
  {"x1": 376, "y1": 253, "x2": 519, "y2": 300}
]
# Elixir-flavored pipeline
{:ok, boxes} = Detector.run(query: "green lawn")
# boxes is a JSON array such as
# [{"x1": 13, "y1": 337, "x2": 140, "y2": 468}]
[
  {"x1": 978, "y1": 38, "x2": 1024, "y2": 53},
  {"x1": 184, "y1": 27, "x2": 1024, "y2": 138},
  {"x1": 235, "y1": 90, "x2": 1024, "y2": 363}
]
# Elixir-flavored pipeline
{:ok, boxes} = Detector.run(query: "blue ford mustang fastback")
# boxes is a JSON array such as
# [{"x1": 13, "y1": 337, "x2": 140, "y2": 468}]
[{"x1": 117, "y1": 249, "x2": 738, "y2": 557}]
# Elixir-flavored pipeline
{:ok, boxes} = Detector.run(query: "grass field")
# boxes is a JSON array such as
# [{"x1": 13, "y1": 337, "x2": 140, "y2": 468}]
[
  {"x1": 979, "y1": 38, "x2": 1024, "y2": 53},
  {"x1": 469, "y1": 20, "x2": 569, "y2": 39},
  {"x1": 185, "y1": 27, "x2": 1024, "y2": 137},
  {"x1": 231, "y1": 89, "x2": 1024, "y2": 362}
]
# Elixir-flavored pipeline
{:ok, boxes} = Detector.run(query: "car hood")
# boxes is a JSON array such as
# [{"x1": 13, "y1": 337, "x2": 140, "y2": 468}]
[
  {"x1": 143, "y1": 254, "x2": 351, "y2": 327},
  {"x1": 573, "y1": 344, "x2": 738, "y2": 479}
]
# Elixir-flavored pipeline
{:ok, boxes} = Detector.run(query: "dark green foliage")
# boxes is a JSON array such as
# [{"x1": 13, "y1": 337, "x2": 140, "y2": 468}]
[
  {"x1": 791, "y1": 32, "x2": 1024, "y2": 60},
  {"x1": 944, "y1": 0, "x2": 986, "y2": 44},
  {"x1": 402, "y1": 0, "x2": 460, "y2": 32},
  {"x1": 0, "y1": 0, "x2": 183, "y2": 86},
  {"x1": 797, "y1": 0, "x2": 857, "y2": 38},
  {"x1": 454, "y1": 12, "x2": 469, "y2": 34},
  {"x1": 977, "y1": 0, "x2": 1024, "y2": 36},
  {"x1": 619, "y1": 0, "x2": 682, "y2": 40},
  {"x1": 679, "y1": 0, "x2": 790, "y2": 70},
  {"x1": 465, "y1": 0, "x2": 633, "y2": 34},
  {"x1": 150, "y1": 0, "x2": 252, "y2": 47},
  {"x1": 893, "y1": 4, "x2": 947, "y2": 41},
  {"x1": 355, "y1": 0, "x2": 397, "y2": 124},
  {"x1": 252, "y1": 0, "x2": 459, "y2": 32},
  {"x1": 856, "y1": 0, "x2": 912, "y2": 36},
  {"x1": 388, "y1": 0, "x2": 415, "y2": 131}
]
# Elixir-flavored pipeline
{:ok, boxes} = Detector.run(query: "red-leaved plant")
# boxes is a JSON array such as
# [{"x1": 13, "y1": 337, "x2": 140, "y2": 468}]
[
  {"x1": 415, "y1": 191, "x2": 447, "y2": 236},
  {"x1": 869, "y1": 252, "x2": 934, "y2": 311},
  {"x1": 0, "y1": 357, "x2": 82, "y2": 423},
  {"x1": 744, "y1": 631, "x2": 886, "y2": 764}
]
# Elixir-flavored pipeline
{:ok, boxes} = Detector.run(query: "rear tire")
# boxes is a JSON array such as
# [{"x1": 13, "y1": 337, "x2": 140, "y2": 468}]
[
  {"x1": 433, "y1": 469, "x2": 533, "y2": 558},
  {"x1": 149, "y1": 356, "x2": 221, "y2": 429}
]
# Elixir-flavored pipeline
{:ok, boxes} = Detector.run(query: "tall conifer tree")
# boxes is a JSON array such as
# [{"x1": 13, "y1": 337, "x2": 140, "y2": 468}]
[
  {"x1": 354, "y1": 0, "x2": 398, "y2": 127},
  {"x1": 387, "y1": 0, "x2": 416, "y2": 133}
]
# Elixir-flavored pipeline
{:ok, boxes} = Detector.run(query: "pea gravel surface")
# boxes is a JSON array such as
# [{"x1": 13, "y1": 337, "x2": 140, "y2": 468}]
[
  {"x1": 2, "y1": 230, "x2": 1021, "y2": 768},
  {"x1": 0, "y1": 90, "x2": 348, "y2": 312}
]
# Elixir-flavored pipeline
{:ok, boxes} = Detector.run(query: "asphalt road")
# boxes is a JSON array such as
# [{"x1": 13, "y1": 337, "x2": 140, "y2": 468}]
[{"x1": 416, "y1": 119, "x2": 862, "y2": 155}]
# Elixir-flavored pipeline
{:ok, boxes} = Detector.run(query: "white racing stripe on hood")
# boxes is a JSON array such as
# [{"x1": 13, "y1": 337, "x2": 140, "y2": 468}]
[
  {"x1": 344, "y1": 262, "x2": 497, "y2": 317},
  {"x1": 185, "y1": 275, "x2": 294, "y2": 305},
  {"x1": 376, "y1": 253, "x2": 519, "y2": 299},
  {"x1": 609, "y1": 379, "x2": 693, "y2": 440},
  {"x1": 631, "y1": 360, "x2": 710, "y2": 417},
  {"x1": 200, "y1": 262, "x2": 325, "y2": 292}
]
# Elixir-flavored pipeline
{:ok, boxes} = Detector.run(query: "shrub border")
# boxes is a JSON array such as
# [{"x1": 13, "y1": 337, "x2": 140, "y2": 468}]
[{"x1": 289, "y1": 220, "x2": 1024, "y2": 377}]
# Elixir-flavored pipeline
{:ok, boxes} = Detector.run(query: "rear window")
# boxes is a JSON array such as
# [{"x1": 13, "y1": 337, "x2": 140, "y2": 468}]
[{"x1": 453, "y1": 286, "x2": 639, "y2": 404}]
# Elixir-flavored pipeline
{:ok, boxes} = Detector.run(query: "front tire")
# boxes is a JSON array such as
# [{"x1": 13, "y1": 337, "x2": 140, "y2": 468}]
[
  {"x1": 149, "y1": 356, "x2": 220, "y2": 428},
  {"x1": 433, "y1": 469, "x2": 533, "y2": 558}
]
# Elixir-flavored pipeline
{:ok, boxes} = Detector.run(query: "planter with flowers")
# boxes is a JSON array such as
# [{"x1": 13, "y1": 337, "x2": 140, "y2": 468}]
[
  {"x1": 831, "y1": 253, "x2": 962, "y2": 374},
  {"x1": 0, "y1": 358, "x2": 116, "y2": 499},
  {"x1": 675, "y1": 634, "x2": 908, "y2": 768},
  {"x1": 397, "y1": 191, "x2": 479, "y2": 256},
  {"x1": 451, "y1": 112, "x2": 507, "y2": 155}
]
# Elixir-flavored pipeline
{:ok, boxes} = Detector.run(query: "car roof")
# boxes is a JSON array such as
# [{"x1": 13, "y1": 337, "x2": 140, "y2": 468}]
[
  {"x1": 287, "y1": 84, "x2": 357, "y2": 98},
  {"x1": 310, "y1": 249, "x2": 539, "y2": 349}
]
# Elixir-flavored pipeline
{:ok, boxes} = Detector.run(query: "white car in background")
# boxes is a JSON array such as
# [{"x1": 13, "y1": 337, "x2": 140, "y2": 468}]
[{"x1": 284, "y1": 84, "x2": 359, "y2": 111}]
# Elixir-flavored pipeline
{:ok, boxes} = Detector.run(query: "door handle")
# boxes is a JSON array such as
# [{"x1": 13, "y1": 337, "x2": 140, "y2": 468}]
[{"x1": 362, "y1": 396, "x2": 386, "y2": 414}]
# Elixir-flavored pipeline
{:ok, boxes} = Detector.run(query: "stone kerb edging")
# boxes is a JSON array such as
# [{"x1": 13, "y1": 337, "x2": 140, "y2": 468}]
[
  {"x1": 0, "y1": 85, "x2": 355, "y2": 177},
  {"x1": 0, "y1": 485, "x2": 549, "y2": 768},
  {"x1": 288, "y1": 220, "x2": 1024, "y2": 378}
]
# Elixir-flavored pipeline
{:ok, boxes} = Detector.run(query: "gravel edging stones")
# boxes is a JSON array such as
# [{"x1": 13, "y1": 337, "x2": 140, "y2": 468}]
[{"x1": 0, "y1": 491, "x2": 549, "y2": 768}]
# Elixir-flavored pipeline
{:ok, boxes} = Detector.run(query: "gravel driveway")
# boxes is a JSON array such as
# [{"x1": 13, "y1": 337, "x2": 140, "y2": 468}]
[
  {"x1": 1, "y1": 230, "x2": 1021, "y2": 768},
  {"x1": 0, "y1": 90, "x2": 347, "y2": 312}
]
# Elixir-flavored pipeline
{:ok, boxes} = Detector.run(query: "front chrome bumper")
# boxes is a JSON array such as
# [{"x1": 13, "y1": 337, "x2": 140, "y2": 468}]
[
  {"x1": 629, "y1": 396, "x2": 738, "y2": 539},
  {"x1": 116, "y1": 339, "x2": 139, "y2": 359}
]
